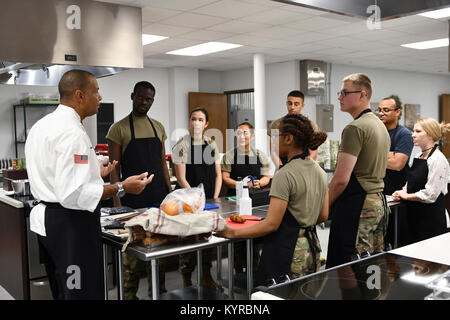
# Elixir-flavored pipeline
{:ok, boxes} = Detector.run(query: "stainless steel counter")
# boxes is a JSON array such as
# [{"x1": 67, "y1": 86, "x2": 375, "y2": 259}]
[{"x1": 102, "y1": 198, "x2": 270, "y2": 300}]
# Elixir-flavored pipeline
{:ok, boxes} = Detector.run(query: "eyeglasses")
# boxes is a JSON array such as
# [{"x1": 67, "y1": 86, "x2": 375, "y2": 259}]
[
  {"x1": 337, "y1": 90, "x2": 362, "y2": 97},
  {"x1": 377, "y1": 108, "x2": 399, "y2": 114},
  {"x1": 236, "y1": 130, "x2": 251, "y2": 137}
]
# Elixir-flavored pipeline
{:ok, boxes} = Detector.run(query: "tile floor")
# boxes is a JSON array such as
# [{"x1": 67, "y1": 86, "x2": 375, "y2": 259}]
[{"x1": 0, "y1": 225, "x2": 331, "y2": 300}]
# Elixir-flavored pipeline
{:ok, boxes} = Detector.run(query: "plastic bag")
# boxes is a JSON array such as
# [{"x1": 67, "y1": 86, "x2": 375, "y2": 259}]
[{"x1": 160, "y1": 184, "x2": 206, "y2": 216}]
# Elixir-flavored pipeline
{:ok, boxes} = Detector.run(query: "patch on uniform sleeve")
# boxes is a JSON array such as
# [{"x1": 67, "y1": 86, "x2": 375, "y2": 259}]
[{"x1": 74, "y1": 154, "x2": 89, "y2": 164}]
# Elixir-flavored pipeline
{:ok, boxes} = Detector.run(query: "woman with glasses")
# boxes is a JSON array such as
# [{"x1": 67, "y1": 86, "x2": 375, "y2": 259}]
[
  {"x1": 392, "y1": 118, "x2": 450, "y2": 244},
  {"x1": 221, "y1": 122, "x2": 271, "y2": 196},
  {"x1": 172, "y1": 107, "x2": 222, "y2": 289},
  {"x1": 216, "y1": 114, "x2": 329, "y2": 286}
]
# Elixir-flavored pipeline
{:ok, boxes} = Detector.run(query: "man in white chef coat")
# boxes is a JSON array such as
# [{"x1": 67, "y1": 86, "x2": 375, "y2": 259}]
[{"x1": 25, "y1": 70, "x2": 154, "y2": 300}]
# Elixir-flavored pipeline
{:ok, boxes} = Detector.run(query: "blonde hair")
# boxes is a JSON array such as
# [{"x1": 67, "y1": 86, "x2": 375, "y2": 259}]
[
  {"x1": 417, "y1": 118, "x2": 450, "y2": 142},
  {"x1": 343, "y1": 73, "x2": 372, "y2": 100}
]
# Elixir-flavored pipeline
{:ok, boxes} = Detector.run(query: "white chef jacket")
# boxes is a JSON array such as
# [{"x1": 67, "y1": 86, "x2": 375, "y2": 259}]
[{"x1": 25, "y1": 104, "x2": 104, "y2": 236}]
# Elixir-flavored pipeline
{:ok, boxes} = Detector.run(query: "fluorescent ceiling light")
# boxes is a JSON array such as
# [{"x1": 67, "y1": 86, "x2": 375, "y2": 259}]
[
  {"x1": 142, "y1": 34, "x2": 168, "y2": 46},
  {"x1": 401, "y1": 38, "x2": 449, "y2": 50},
  {"x1": 166, "y1": 42, "x2": 242, "y2": 56},
  {"x1": 417, "y1": 7, "x2": 450, "y2": 19}
]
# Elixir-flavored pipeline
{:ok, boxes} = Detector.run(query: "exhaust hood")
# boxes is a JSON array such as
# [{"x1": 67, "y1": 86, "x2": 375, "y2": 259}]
[
  {"x1": 0, "y1": 0, "x2": 143, "y2": 86},
  {"x1": 273, "y1": 0, "x2": 450, "y2": 20}
]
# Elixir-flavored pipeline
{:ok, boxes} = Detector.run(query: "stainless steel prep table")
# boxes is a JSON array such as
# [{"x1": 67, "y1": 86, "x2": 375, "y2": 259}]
[{"x1": 102, "y1": 198, "x2": 269, "y2": 300}]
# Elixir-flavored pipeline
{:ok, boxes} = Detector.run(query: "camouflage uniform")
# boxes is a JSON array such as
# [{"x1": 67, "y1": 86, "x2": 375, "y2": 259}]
[
  {"x1": 179, "y1": 249, "x2": 216, "y2": 288},
  {"x1": 290, "y1": 228, "x2": 322, "y2": 278},
  {"x1": 356, "y1": 192, "x2": 389, "y2": 255},
  {"x1": 123, "y1": 253, "x2": 168, "y2": 300}
]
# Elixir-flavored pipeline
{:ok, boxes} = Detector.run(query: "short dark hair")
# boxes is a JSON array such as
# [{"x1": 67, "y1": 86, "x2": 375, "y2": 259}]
[
  {"x1": 382, "y1": 94, "x2": 403, "y2": 118},
  {"x1": 287, "y1": 90, "x2": 305, "y2": 100},
  {"x1": 58, "y1": 70, "x2": 94, "y2": 100},
  {"x1": 133, "y1": 81, "x2": 155, "y2": 94},
  {"x1": 190, "y1": 107, "x2": 209, "y2": 122},
  {"x1": 236, "y1": 122, "x2": 253, "y2": 130}
]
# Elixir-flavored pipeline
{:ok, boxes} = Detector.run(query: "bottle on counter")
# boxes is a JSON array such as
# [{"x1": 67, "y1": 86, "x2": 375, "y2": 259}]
[
  {"x1": 236, "y1": 176, "x2": 243, "y2": 207},
  {"x1": 239, "y1": 185, "x2": 252, "y2": 216}
]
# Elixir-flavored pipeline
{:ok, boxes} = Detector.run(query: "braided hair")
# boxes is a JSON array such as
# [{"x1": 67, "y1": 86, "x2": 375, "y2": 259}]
[{"x1": 279, "y1": 114, "x2": 328, "y2": 151}]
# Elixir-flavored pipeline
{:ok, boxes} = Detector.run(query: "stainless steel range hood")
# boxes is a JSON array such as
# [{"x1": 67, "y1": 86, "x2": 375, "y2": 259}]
[
  {"x1": 273, "y1": 0, "x2": 450, "y2": 20},
  {"x1": 0, "y1": 0, "x2": 143, "y2": 86}
]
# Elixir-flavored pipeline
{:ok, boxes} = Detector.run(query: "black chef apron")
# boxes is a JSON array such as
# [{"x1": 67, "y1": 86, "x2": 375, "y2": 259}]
[
  {"x1": 326, "y1": 109, "x2": 372, "y2": 269},
  {"x1": 227, "y1": 148, "x2": 262, "y2": 196},
  {"x1": 383, "y1": 125, "x2": 408, "y2": 195},
  {"x1": 405, "y1": 144, "x2": 447, "y2": 245},
  {"x1": 383, "y1": 125, "x2": 409, "y2": 248},
  {"x1": 176, "y1": 138, "x2": 216, "y2": 199},
  {"x1": 37, "y1": 202, "x2": 104, "y2": 300},
  {"x1": 255, "y1": 152, "x2": 320, "y2": 287},
  {"x1": 120, "y1": 114, "x2": 168, "y2": 209}
]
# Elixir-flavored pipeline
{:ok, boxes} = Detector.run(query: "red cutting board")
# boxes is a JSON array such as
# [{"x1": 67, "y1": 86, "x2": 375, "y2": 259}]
[{"x1": 225, "y1": 215, "x2": 263, "y2": 228}]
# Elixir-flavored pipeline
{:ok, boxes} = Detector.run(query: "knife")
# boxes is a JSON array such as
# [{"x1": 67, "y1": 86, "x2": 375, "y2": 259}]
[{"x1": 245, "y1": 217, "x2": 264, "y2": 221}]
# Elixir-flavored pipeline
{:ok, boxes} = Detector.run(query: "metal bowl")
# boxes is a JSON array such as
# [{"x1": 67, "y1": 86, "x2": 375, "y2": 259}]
[{"x1": 11, "y1": 179, "x2": 31, "y2": 196}]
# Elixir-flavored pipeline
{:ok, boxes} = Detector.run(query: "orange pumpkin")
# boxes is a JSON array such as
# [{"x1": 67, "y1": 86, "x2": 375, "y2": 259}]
[{"x1": 161, "y1": 200, "x2": 179, "y2": 216}]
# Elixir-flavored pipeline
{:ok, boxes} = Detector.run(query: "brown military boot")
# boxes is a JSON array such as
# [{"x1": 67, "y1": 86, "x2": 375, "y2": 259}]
[
  {"x1": 201, "y1": 270, "x2": 217, "y2": 290},
  {"x1": 182, "y1": 272, "x2": 192, "y2": 288}
]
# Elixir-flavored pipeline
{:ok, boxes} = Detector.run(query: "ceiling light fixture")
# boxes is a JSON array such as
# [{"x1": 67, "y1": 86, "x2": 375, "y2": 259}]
[
  {"x1": 401, "y1": 38, "x2": 449, "y2": 50},
  {"x1": 166, "y1": 42, "x2": 242, "y2": 56},
  {"x1": 417, "y1": 7, "x2": 450, "y2": 19},
  {"x1": 142, "y1": 34, "x2": 168, "y2": 46}
]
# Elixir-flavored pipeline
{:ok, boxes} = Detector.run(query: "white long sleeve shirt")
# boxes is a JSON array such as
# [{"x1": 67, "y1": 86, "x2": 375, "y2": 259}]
[
  {"x1": 25, "y1": 105, "x2": 104, "y2": 236},
  {"x1": 404, "y1": 149, "x2": 450, "y2": 203}
]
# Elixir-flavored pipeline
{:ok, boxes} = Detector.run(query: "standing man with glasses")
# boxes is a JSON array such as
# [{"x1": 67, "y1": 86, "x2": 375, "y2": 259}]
[
  {"x1": 326, "y1": 73, "x2": 390, "y2": 269},
  {"x1": 267, "y1": 90, "x2": 319, "y2": 170},
  {"x1": 378, "y1": 95, "x2": 413, "y2": 195},
  {"x1": 378, "y1": 95, "x2": 413, "y2": 248}
]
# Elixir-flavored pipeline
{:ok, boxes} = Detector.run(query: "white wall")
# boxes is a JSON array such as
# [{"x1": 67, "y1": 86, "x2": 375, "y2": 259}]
[
  {"x1": 1, "y1": 61, "x2": 449, "y2": 163},
  {"x1": 0, "y1": 84, "x2": 58, "y2": 159},
  {"x1": 218, "y1": 60, "x2": 450, "y2": 142}
]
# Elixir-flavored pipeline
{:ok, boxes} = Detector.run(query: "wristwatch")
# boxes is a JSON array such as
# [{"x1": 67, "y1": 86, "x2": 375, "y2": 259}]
[{"x1": 116, "y1": 182, "x2": 125, "y2": 198}]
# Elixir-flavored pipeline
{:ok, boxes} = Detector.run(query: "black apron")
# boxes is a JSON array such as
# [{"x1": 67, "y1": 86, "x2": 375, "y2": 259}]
[
  {"x1": 383, "y1": 125, "x2": 408, "y2": 195},
  {"x1": 37, "y1": 202, "x2": 104, "y2": 300},
  {"x1": 255, "y1": 152, "x2": 320, "y2": 287},
  {"x1": 120, "y1": 114, "x2": 168, "y2": 209},
  {"x1": 227, "y1": 148, "x2": 262, "y2": 196},
  {"x1": 405, "y1": 144, "x2": 447, "y2": 244},
  {"x1": 326, "y1": 109, "x2": 372, "y2": 269},
  {"x1": 176, "y1": 139, "x2": 216, "y2": 199}
]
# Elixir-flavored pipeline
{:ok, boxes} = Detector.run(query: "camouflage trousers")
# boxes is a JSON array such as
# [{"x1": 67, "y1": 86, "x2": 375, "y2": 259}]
[
  {"x1": 355, "y1": 193, "x2": 389, "y2": 255},
  {"x1": 123, "y1": 253, "x2": 169, "y2": 300},
  {"x1": 291, "y1": 228, "x2": 322, "y2": 279},
  {"x1": 179, "y1": 248, "x2": 214, "y2": 275}
]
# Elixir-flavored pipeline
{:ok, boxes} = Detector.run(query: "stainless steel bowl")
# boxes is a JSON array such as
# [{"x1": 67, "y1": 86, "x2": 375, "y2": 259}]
[{"x1": 11, "y1": 179, "x2": 31, "y2": 196}]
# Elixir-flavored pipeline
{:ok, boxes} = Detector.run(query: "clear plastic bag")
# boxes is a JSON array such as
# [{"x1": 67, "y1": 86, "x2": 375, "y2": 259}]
[{"x1": 160, "y1": 184, "x2": 206, "y2": 216}]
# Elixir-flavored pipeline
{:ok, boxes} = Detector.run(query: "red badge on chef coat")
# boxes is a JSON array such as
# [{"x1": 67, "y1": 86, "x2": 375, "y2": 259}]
[{"x1": 74, "y1": 154, "x2": 89, "y2": 164}]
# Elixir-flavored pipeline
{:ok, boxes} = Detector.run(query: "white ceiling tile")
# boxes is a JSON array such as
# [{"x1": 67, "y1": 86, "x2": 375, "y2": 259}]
[
  {"x1": 141, "y1": 7, "x2": 182, "y2": 23},
  {"x1": 247, "y1": 26, "x2": 303, "y2": 39},
  {"x1": 239, "y1": 8, "x2": 313, "y2": 25},
  {"x1": 177, "y1": 29, "x2": 235, "y2": 41},
  {"x1": 192, "y1": 0, "x2": 270, "y2": 19},
  {"x1": 240, "y1": 0, "x2": 285, "y2": 7},
  {"x1": 282, "y1": 15, "x2": 351, "y2": 31},
  {"x1": 161, "y1": 12, "x2": 229, "y2": 28},
  {"x1": 207, "y1": 20, "x2": 270, "y2": 33},
  {"x1": 142, "y1": 23, "x2": 196, "y2": 37},
  {"x1": 135, "y1": 0, "x2": 220, "y2": 11},
  {"x1": 277, "y1": 3, "x2": 326, "y2": 16}
]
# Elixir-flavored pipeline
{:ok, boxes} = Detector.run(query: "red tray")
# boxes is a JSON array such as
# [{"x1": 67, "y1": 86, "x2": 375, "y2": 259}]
[{"x1": 225, "y1": 215, "x2": 263, "y2": 228}]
